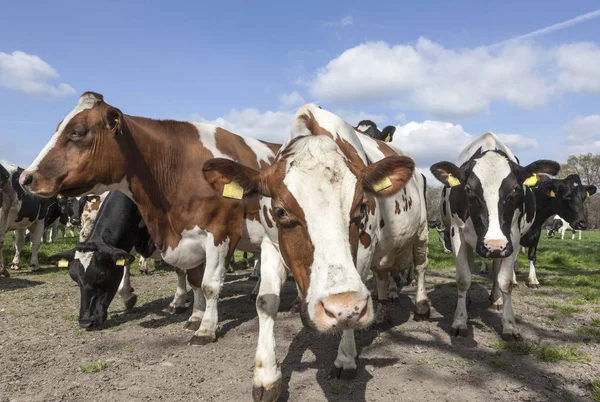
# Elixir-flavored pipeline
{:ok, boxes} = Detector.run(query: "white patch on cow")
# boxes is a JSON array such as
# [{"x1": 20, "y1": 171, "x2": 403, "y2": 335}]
[
  {"x1": 472, "y1": 152, "x2": 511, "y2": 242},
  {"x1": 242, "y1": 136, "x2": 275, "y2": 167},
  {"x1": 191, "y1": 122, "x2": 232, "y2": 160},
  {"x1": 27, "y1": 93, "x2": 100, "y2": 173},
  {"x1": 236, "y1": 218, "x2": 265, "y2": 253},
  {"x1": 282, "y1": 136, "x2": 367, "y2": 322},
  {"x1": 162, "y1": 226, "x2": 208, "y2": 269},
  {"x1": 457, "y1": 132, "x2": 518, "y2": 166},
  {"x1": 291, "y1": 104, "x2": 368, "y2": 165},
  {"x1": 74, "y1": 250, "x2": 93, "y2": 271},
  {"x1": 356, "y1": 123, "x2": 374, "y2": 133}
]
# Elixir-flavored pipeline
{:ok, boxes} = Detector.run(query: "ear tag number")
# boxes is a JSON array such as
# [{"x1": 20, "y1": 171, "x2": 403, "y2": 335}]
[
  {"x1": 223, "y1": 181, "x2": 244, "y2": 199},
  {"x1": 373, "y1": 177, "x2": 392, "y2": 192}
]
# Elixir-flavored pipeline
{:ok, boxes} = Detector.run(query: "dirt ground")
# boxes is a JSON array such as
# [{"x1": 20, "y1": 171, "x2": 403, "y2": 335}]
[{"x1": 1, "y1": 261, "x2": 599, "y2": 401}]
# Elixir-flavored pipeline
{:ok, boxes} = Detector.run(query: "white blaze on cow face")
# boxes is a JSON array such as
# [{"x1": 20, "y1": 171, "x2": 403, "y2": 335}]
[
  {"x1": 74, "y1": 250, "x2": 93, "y2": 271},
  {"x1": 282, "y1": 136, "x2": 371, "y2": 331},
  {"x1": 26, "y1": 93, "x2": 99, "y2": 173}
]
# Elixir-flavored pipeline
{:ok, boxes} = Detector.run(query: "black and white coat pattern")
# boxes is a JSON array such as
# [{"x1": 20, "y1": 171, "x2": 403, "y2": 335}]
[
  {"x1": 0, "y1": 163, "x2": 61, "y2": 276},
  {"x1": 432, "y1": 133, "x2": 560, "y2": 341}
]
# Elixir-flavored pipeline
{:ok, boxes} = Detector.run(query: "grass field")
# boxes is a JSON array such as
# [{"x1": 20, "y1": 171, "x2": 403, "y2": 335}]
[{"x1": 1, "y1": 229, "x2": 599, "y2": 401}]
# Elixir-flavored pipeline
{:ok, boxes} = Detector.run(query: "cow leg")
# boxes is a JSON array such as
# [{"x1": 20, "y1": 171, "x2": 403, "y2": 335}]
[
  {"x1": 189, "y1": 237, "x2": 230, "y2": 345},
  {"x1": 413, "y1": 231, "x2": 430, "y2": 321},
  {"x1": 164, "y1": 268, "x2": 188, "y2": 314},
  {"x1": 251, "y1": 257, "x2": 261, "y2": 279},
  {"x1": 451, "y1": 230, "x2": 471, "y2": 337},
  {"x1": 330, "y1": 330, "x2": 358, "y2": 380},
  {"x1": 497, "y1": 253, "x2": 521, "y2": 341},
  {"x1": 0, "y1": 209, "x2": 10, "y2": 276},
  {"x1": 139, "y1": 256, "x2": 149, "y2": 275},
  {"x1": 387, "y1": 272, "x2": 399, "y2": 302},
  {"x1": 252, "y1": 239, "x2": 286, "y2": 402},
  {"x1": 374, "y1": 271, "x2": 392, "y2": 326},
  {"x1": 119, "y1": 265, "x2": 137, "y2": 311},
  {"x1": 526, "y1": 234, "x2": 540, "y2": 288},
  {"x1": 184, "y1": 265, "x2": 206, "y2": 331},
  {"x1": 489, "y1": 260, "x2": 503, "y2": 310},
  {"x1": 10, "y1": 229, "x2": 26, "y2": 270},
  {"x1": 28, "y1": 223, "x2": 44, "y2": 271},
  {"x1": 578, "y1": 230, "x2": 581, "y2": 240}
]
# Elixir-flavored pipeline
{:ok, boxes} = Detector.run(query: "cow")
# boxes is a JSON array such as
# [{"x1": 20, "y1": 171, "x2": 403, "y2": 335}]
[
  {"x1": 79, "y1": 192, "x2": 108, "y2": 242},
  {"x1": 66, "y1": 195, "x2": 95, "y2": 235},
  {"x1": 47, "y1": 191, "x2": 163, "y2": 328},
  {"x1": 549, "y1": 215, "x2": 583, "y2": 240},
  {"x1": 428, "y1": 220, "x2": 451, "y2": 253},
  {"x1": 19, "y1": 91, "x2": 280, "y2": 345},
  {"x1": 431, "y1": 133, "x2": 560, "y2": 341},
  {"x1": 0, "y1": 162, "x2": 62, "y2": 276},
  {"x1": 202, "y1": 104, "x2": 427, "y2": 401},
  {"x1": 354, "y1": 120, "x2": 396, "y2": 142},
  {"x1": 44, "y1": 195, "x2": 69, "y2": 243}
]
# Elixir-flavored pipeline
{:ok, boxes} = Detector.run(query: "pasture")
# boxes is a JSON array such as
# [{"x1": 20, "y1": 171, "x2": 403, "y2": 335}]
[{"x1": 1, "y1": 230, "x2": 599, "y2": 401}]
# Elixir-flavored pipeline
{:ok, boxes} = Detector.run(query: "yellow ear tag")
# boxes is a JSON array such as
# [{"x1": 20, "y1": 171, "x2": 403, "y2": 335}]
[
  {"x1": 447, "y1": 173, "x2": 461, "y2": 188},
  {"x1": 372, "y1": 176, "x2": 392, "y2": 192},
  {"x1": 384, "y1": 134, "x2": 391, "y2": 142},
  {"x1": 550, "y1": 190, "x2": 556, "y2": 198},
  {"x1": 57, "y1": 195, "x2": 62, "y2": 199},
  {"x1": 222, "y1": 181, "x2": 244, "y2": 199},
  {"x1": 523, "y1": 173, "x2": 538, "y2": 187},
  {"x1": 115, "y1": 258, "x2": 126, "y2": 266},
  {"x1": 58, "y1": 259, "x2": 69, "y2": 268},
  {"x1": 91, "y1": 199, "x2": 97, "y2": 203},
  {"x1": 586, "y1": 192, "x2": 590, "y2": 198}
]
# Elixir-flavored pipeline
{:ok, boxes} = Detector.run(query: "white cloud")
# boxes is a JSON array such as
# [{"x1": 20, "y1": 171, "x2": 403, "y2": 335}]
[
  {"x1": 334, "y1": 109, "x2": 387, "y2": 126},
  {"x1": 564, "y1": 114, "x2": 600, "y2": 154},
  {"x1": 395, "y1": 112, "x2": 407, "y2": 123},
  {"x1": 496, "y1": 133, "x2": 539, "y2": 151},
  {"x1": 308, "y1": 38, "x2": 600, "y2": 118},
  {"x1": 191, "y1": 108, "x2": 294, "y2": 144},
  {"x1": 324, "y1": 16, "x2": 353, "y2": 27},
  {"x1": 0, "y1": 51, "x2": 75, "y2": 98},
  {"x1": 279, "y1": 91, "x2": 305, "y2": 108}
]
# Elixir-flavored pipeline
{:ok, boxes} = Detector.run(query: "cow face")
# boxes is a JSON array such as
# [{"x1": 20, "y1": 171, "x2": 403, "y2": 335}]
[
  {"x1": 49, "y1": 245, "x2": 135, "y2": 329},
  {"x1": 66, "y1": 195, "x2": 100, "y2": 226},
  {"x1": 19, "y1": 92, "x2": 127, "y2": 198},
  {"x1": 355, "y1": 120, "x2": 396, "y2": 142},
  {"x1": 431, "y1": 152, "x2": 560, "y2": 258},
  {"x1": 204, "y1": 135, "x2": 414, "y2": 333},
  {"x1": 539, "y1": 175, "x2": 596, "y2": 230}
]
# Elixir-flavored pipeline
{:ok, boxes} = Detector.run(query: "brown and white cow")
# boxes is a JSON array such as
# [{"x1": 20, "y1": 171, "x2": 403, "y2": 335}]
[
  {"x1": 203, "y1": 104, "x2": 428, "y2": 402},
  {"x1": 79, "y1": 192, "x2": 108, "y2": 242},
  {"x1": 19, "y1": 91, "x2": 280, "y2": 343}
]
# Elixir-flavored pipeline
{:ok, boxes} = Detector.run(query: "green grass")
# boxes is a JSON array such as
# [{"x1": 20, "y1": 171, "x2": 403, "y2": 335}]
[
  {"x1": 490, "y1": 340, "x2": 537, "y2": 356},
  {"x1": 80, "y1": 360, "x2": 106, "y2": 373},
  {"x1": 592, "y1": 378, "x2": 600, "y2": 402},
  {"x1": 491, "y1": 340, "x2": 589, "y2": 362},
  {"x1": 546, "y1": 301, "x2": 586, "y2": 315},
  {"x1": 491, "y1": 358, "x2": 507, "y2": 368}
]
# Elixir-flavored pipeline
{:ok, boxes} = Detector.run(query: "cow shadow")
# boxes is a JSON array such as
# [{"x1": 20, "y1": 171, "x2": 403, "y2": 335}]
[{"x1": 0, "y1": 276, "x2": 44, "y2": 291}]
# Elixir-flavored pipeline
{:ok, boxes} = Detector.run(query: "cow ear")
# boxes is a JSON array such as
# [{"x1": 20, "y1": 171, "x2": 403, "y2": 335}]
[
  {"x1": 203, "y1": 158, "x2": 271, "y2": 199},
  {"x1": 362, "y1": 155, "x2": 414, "y2": 197},
  {"x1": 586, "y1": 185, "x2": 597, "y2": 197},
  {"x1": 430, "y1": 162, "x2": 463, "y2": 187},
  {"x1": 106, "y1": 107, "x2": 124, "y2": 135},
  {"x1": 540, "y1": 181, "x2": 559, "y2": 198},
  {"x1": 109, "y1": 249, "x2": 135, "y2": 267},
  {"x1": 520, "y1": 160, "x2": 561, "y2": 186},
  {"x1": 48, "y1": 249, "x2": 76, "y2": 267},
  {"x1": 381, "y1": 126, "x2": 396, "y2": 142},
  {"x1": 0, "y1": 164, "x2": 9, "y2": 190},
  {"x1": 89, "y1": 196, "x2": 101, "y2": 204}
]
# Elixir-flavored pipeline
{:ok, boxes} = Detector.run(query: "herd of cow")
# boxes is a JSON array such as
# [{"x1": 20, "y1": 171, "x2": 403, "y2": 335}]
[{"x1": 1, "y1": 91, "x2": 595, "y2": 401}]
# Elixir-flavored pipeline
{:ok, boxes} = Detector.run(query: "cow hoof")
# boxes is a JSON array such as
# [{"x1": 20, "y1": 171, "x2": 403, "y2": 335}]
[
  {"x1": 163, "y1": 305, "x2": 187, "y2": 315},
  {"x1": 183, "y1": 320, "x2": 201, "y2": 332},
  {"x1": 139, "y1": 269, "x2": 149, "y2": 276},
  {"x1": 413, "y1": 309, "x2": 430, "y2": 322},
  {"x1": 527, "y1": 283, "x2": 540, "y2": 289},
  {"x1": 501, "y1": 332, "x2": 522, "y2": 342},
  {"x1": 9, "y1": 264, "x2": 21, "y2": 271},
  {"x1": 124, "y1": 295, "x2": 137, "y2": 311},
  {"x1": 329, "y1": 366, "x2": 357, "y2": 380},
  {"x1": 30, "y1": 266, "x2": 41, "y2": 272},
  {"x1": 452, "y1": 327, "x2": 469, "y2": 337},
  {"x1": 188, "y1": 333, "x2": 216, "y2": 345},
  {"x1": 1, "y1": 270, "x2": 9, "y2": 277},
  {"x1": 252, "y1": 380, "x2": 282, "y2": 402}
]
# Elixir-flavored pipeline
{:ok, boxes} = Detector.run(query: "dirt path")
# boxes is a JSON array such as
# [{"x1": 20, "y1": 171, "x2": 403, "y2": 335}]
[{"x1": 0, "y1": 266, "x2": 598, "y2": 402}]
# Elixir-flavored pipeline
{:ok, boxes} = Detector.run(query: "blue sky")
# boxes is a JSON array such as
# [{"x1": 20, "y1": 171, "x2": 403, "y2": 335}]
[{"x1": 1, "y1": 0, "x2": 599, "y2": 180}]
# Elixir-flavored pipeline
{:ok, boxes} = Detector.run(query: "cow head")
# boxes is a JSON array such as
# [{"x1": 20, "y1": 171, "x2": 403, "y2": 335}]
[
  {"x1": 203, "y1": 135, "x2": 414, "y2": 333},
  {"x1": 431, "y1": 152, "x2": 560, "y2": 258},
  {"x1": 67, "y1": 195, "x2": 100, "y2": 226},
  {"x1": 49, "y1": 244, "x2": 135, "y2": 329},
  {"x1": 355, "y1": 120, "x2": 396, "y2": 142},
  {"x1": 19, "y1": 92, "x2": 128, "y2": 198},
  {"x1": 538, "y1": 174, "x2": 596, "y2": 230}
]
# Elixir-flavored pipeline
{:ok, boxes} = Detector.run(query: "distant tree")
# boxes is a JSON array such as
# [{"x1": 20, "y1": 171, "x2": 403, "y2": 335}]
[
  {"x1": 426, "y1": 186, "x2": 442, "y2": 221},
  {"x1": 560, "y1": 153, "x2": 600, "y2": 185}
]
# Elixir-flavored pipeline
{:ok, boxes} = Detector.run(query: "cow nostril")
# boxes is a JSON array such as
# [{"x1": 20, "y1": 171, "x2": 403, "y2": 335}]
[
  {"x1": 321, "y1": 301, "x2": 337, "y2": 319},
  {"x1": 22, "y1": 173, "x2": 33, "y2": 186}
]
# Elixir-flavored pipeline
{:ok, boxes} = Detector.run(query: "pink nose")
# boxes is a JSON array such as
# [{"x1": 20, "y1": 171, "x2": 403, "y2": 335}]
[
  {"x1": 315, "y1": 292, "x2": 371, "y2": 330},
  {"x1": 484, "y1": 239, "x2": 507, "y2": 252}
]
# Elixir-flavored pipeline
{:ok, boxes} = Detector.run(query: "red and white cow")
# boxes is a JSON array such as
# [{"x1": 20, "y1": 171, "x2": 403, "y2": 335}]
[
  {"x1": 203, "y1": 104, "x2": 428, "y2": 401},
  {"x1": 19, "y1": 91, "x2": 280, "y2": 343}
]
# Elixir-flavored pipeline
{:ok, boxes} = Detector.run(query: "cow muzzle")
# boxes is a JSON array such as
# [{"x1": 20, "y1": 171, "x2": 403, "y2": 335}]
[
  {"x1": 480, "y1": 238, "x2": 512, "y2": 258},
  {"x1": 18, "y1": 171, "x2": 55, "y2": 197},
  {"x1": 313, "y1": 291, "x2": 373, "y2": 331}
]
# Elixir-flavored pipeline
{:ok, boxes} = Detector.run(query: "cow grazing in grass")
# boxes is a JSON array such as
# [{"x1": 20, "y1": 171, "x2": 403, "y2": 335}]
[
  {"x1": 549, "y1": 215, "x2": 583, "y2": 240},
  {"x1": 0, "y1": 162, "x2": 62, "y2": 276},
  {"x1": 203, "y1": 104, "x2": 427, "y2": 401},
  {"x1": 48, "y1": 191, "x2": 161, "y2": 328},
  {"x1": 432, "y1": 133, "x2": 560, "y2": 341},
  {"x1": 19, "y1": 91, "x2": 280, "y2": 344},
  {"x1": 355, "y1": 120, "x2": 396, "y2": 142}
]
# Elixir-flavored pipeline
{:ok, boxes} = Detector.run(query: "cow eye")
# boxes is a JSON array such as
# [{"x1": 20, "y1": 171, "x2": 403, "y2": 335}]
[
  {"x1": 464, "y1": 185, "x2": 473, "y2": 195},
  {"x1": 274, "y1": 207, "x2": 288, "y2": 220},
  {"x1": 71, "y1": 128, "x2": 89, "y2": 137}
]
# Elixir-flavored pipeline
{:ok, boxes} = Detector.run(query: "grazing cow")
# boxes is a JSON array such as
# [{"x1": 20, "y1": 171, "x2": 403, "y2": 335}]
[
  {"x1": 44, "y1": 195, "x2": 69, "y2": 243},
  {"x1": 548, "y1": 215, "x2": 583, "y2": 240},
  {"x1": 48, "y1": 192, "x2": 162, "y2": 328},
  {"x1": 19, "y1": 91, "x2": 280, "y2": 344},
  {"x1": 355, "y1": 120, "x2": 396, "y2": 142},
  {"x1": 0, "y1": 162, "x2": 62, "y2": 276},
  {"x1": 203, "y1": 104, "x2": 426, "y2": 401},
  {"x1": 79, "y1": 192, "x2": 108, "y2": 242},
  {"x1": 432, "y1": 133, "x2": 560, "y2": 341}
]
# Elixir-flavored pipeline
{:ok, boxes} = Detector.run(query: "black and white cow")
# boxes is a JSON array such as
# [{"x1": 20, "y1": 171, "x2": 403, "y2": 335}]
[
  {"x1": 48, "y1": 191, "x2": 160, "y2": 329},
  {"x1": 0, "y1": 162, "x2": 62, "y2": 276},
  {"x1": 355, "y1": 120, "x2": 396, "y2": 142},
  {"x1": 428, "y1": 220, "x2": 451, "y2": 253},
  {"x1": 518, "y1": 175, "x2": 595, "y2": 287},
  {"x1": 44, "y1": 196, "x2": 69, "y2": 243},
  {"x1": 548, "y1": 215, "x2": 583, "y2": 240},
  {"x1": 432, "y1": 133, "x2": 560, "y2": 340}
]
